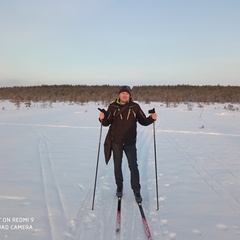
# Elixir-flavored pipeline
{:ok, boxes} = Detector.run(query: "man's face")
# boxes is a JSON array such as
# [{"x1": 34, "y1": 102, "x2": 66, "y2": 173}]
[{"x1": 119, "y1": 92, "x2": 130, "y2": 104}]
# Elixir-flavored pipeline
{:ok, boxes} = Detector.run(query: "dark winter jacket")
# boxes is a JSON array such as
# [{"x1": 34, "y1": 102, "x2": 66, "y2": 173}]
[{"x1": 102, "y1": 99, "x2": 155, "y2": 145}]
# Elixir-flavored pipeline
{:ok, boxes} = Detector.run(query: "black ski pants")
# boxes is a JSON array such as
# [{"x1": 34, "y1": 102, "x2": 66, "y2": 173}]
[{"x1": 112, "y1": 143, "x2": 141, "y2": 192}]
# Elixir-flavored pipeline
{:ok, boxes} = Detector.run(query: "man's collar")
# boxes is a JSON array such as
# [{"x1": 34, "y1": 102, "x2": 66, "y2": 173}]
[{"x1": 116, "y1": 98, "x2": 132, "y2": 105}]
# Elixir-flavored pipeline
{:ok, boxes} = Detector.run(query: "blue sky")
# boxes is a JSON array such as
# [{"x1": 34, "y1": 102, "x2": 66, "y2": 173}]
[{"x1": 0, "y1": 0, "x2": 239, "y2": 87}]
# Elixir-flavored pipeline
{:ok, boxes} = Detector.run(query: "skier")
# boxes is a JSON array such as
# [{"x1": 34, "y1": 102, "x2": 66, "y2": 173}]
[{"x1": 99, "y1": 85, "x2": 157, "y2": 203}]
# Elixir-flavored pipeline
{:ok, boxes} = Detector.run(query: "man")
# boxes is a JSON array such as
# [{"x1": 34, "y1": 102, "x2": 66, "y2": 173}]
[{"x1": 99, "y1": 85, "x2": 157, "y2": 203}]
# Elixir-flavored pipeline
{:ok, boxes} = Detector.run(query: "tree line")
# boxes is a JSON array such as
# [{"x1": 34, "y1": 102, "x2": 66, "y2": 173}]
[{"x1": 0, "y1": 84, "x2": 239, "y2": 105}]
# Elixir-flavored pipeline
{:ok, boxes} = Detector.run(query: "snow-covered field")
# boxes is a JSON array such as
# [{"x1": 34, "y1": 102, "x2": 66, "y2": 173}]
[{"x1": 0, "y1": 101, "x2": 240, "y2": 240}]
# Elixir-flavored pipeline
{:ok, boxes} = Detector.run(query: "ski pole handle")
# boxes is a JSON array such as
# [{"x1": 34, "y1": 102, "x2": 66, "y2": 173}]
[
  {"x1": 148, "y1": 108, "x2": 155, "y2": 114},
  {"x1": 98, "y1": 108, "x2": 107, "y2": 114},
  {"x1": 98, "y1": 108, "x2": 109, "y2": 119}
]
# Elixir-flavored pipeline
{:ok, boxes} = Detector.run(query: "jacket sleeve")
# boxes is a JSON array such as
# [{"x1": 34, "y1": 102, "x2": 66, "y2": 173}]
[
  {"x1": 101, "y1": 105, "x2": 113, "y2": 126},
  {"x1": 136, "y1": 106, "x2": 155, "y2": 126}
]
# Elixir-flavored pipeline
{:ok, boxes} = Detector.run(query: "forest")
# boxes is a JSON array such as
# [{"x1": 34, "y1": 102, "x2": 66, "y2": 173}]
[{"x1": 0, "y1": 85, "x2": 239, "y2": 107}]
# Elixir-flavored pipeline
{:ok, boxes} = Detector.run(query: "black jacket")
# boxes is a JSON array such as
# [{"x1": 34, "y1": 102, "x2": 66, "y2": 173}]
[{"x1": 102, "y1": 99, "x2": 154, "y2": 145}]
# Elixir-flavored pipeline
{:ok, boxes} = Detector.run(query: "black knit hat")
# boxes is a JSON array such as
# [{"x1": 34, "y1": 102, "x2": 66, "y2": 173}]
[{"x1": 118, "y1": 85, "x2": 131, "y2": 95}]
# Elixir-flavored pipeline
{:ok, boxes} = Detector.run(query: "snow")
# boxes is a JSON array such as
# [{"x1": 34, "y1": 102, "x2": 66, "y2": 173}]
[{"x1": 0, "y1": 101, "x2": 240, "y2": 240}]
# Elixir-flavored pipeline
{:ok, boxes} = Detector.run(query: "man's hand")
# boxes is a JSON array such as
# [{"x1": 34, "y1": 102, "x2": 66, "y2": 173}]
[
  {"x1": 98, "y1": 108, "x2": 108, "y2": 120},
  {"x1": 150, "y1": 112, "x2": 157, "y2": 120},
  {"x1": 148, "y1": 108, "x2": 157, "y2": 120},
  {"x1": 99, "y1": 112, "x2": 105, "y2": 120}
]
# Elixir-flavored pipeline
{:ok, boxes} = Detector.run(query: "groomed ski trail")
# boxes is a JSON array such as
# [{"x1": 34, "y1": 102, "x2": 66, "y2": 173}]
[
  {"x1": 66, "y1": 121, "x2": 165, "y2": 240},
  {"x1": 29, "y1": 126, "x2": 69, "y2": 240}
]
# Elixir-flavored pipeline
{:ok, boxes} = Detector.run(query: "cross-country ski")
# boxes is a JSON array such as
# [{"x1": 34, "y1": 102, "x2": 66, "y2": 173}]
[
  {"x1": 138, "y1": 202, "x2": 153, "y2": 240},
  {"x1": 116, "y1": 197, "x2": 122, "y2": 232},
  {"x1": 115, "y1": 196, "x2": 152, "y2": 240}
]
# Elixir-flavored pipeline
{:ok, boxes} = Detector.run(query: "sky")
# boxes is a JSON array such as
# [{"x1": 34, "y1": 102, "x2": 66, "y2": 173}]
[{"x1": 0, "y1": 0, "x2": 239, "y2": 87}]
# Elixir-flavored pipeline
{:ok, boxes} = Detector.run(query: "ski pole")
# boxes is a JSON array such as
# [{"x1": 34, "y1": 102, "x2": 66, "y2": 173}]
[
  {"x1": 91, "y1": 108, "x2": 105, "y2": 210},
  {"x1": 149, "y1": 108, "x2": 159, "y2": 211}
]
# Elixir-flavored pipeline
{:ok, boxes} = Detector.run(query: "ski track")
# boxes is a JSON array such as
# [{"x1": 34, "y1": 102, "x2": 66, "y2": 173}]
[
  {"x1": 158, "y1": 110, "x2": 240, "y2": 239},
  {"x1": 68, "y1": 165, "x2": 116, "y2": 240},
  {"x1": 138, "y1": 118, "x2": 177, "y2": 240},
  {"x1": 28, "y1": 126, "x2": 68, "y2": 240},
  {"x1": 163, "y1": 119, "x2": 240, "y2": 216},
  {"x1": 67, "y1": 122, "x2": 163, "y2": 240}
]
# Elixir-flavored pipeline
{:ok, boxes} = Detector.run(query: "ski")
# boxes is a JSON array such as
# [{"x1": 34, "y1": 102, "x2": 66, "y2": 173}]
[
  {"x1": 115, "y1": 196, "x2": 153, "y2": 239},
  {"x1": 138, "y1": 202, "x2": 153, "y2": 240},
  {"x1": 116, "y1": 196, "x2": 122, "y2": 232}
]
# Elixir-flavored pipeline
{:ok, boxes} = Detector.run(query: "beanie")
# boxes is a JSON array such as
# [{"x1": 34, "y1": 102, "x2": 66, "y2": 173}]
[{"x1": 118, "y1": 85, "x2": 131, "y2": 95}]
